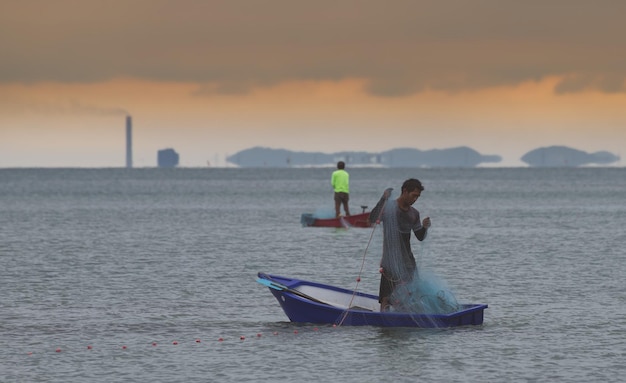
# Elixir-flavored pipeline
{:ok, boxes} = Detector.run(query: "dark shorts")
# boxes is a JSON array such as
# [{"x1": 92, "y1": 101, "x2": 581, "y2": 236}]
[
  {"x1": 379, "y1": 268, "x2": 415, "y2": 304},
  {"x1": 334, "y1": 192, "x2": 349, "y2": 203}
]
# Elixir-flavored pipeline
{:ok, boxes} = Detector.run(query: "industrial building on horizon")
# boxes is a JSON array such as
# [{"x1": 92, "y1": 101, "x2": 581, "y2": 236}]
[
  {"x1": 125, "y1": 115, "x2": 132, "y2": 168},
  {"x1": 158, "y1": 148, "x2": 179, "y2": 168},
  {"x1": 124, "y1": 116, "x2": 180, "y2": 168}
]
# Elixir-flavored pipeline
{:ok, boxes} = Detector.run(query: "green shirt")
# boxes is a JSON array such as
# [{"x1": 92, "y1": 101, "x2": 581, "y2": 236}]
[{"x1": 331, "y1": 169, "x2": 350, "y2": 193}]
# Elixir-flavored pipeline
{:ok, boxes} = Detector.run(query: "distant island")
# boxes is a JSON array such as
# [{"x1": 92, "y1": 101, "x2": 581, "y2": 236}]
[
  {"x1": 226, "y1": 146, "x2": 501, "y2": 167},
  {"x1": 521, "y1": 146, "x2": 620, "y2": 167},
  {"x1": 225, "y1": 145, "x2": 620, "y2": 168}
]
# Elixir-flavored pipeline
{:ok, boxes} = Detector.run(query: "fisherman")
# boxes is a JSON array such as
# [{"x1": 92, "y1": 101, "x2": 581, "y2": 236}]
[
  {"x1": 369, "y1": 179, "x2": 431, "y2": 312},
  {"x1": 331, "y1": 161, "x2": 350, "y2": 217}
]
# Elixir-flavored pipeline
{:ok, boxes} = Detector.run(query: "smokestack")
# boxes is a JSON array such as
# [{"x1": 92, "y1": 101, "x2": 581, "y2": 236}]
[{"x1": 125, "y1": 115, "x2": 132, "y2": 168}]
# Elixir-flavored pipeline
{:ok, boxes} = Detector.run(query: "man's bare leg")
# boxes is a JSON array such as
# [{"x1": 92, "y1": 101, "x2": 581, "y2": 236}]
[{"x1": 380, "y1": 297, "x2": 390, "y2": 312}]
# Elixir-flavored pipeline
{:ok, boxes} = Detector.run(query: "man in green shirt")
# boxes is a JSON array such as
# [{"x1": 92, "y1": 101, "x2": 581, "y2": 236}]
[{"x1": 331, "y1": 161, "x2": 351, "y2": 217}]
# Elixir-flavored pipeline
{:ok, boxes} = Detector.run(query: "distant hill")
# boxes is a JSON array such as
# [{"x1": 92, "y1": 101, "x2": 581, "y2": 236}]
[
  {"x1": 226, "y1": 146, "x2": 502, "y2": 168},
  {"x1": 521, "y1": 146, "x2": 620, "y2": 167}
]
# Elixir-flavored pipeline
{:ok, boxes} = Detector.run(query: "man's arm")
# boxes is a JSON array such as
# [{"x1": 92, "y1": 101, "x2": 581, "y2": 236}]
[
  {"x1": 415, "y1": 227, "x2": 427, "y2": 241},
  {"x1": 415, "y1": 217, "x2": 431, "y2": 241},
  {"x1": 368, "y1": 188, "x2": 393, "y2": 223}
]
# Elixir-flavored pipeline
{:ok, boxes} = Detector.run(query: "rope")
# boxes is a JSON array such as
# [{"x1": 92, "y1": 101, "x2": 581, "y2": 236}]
[{"x1": 336, "y1": 193, "x2": 390, "y2": 326}]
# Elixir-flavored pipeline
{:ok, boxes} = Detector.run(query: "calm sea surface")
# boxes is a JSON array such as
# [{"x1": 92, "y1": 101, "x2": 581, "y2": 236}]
[{"x1": 1, "y1": 167, "x2": 625, "y2": 382}]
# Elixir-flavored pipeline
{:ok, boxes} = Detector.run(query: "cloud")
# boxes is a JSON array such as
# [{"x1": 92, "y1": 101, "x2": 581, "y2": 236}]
[
  {"x1": 2, "y1": 0, "x2": 626, "y2": 96},
  {"x1": 66, "y1": 100, "x2": 129, "y2": 116},
  {"x1": 555, "y1": 74, "x2": 626, "y2": 94},
  {"x1": 0, "y1": 97, "x2": 128, "y2": 117}
]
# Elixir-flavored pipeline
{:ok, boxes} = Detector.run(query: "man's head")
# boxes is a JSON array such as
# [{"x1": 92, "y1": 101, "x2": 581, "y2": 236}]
[
  {"x1": 337, "y1": 161, "x2": 345, "y2": 170},
  {"x1": 400, "y1": 178, "x2": 424, "y2": 206},
  {"x1": 401, "y1": 178, "x2": 424, "y2": 193}
]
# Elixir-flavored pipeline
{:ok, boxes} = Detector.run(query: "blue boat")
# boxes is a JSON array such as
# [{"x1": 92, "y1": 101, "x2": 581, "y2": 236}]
[{"x1": 257, "y1": 272, "x2": 488, "y2": 328}]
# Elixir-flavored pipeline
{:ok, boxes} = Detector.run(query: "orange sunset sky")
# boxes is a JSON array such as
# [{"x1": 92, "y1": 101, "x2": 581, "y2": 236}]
[{"x1": 1, "y1": 0, "x2": 625, "y2": 167}]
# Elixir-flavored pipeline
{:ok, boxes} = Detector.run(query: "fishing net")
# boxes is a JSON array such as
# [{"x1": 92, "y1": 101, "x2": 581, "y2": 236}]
[
  {"x1": 389, "y1": 269, "x2": 459, "y2": 314},
  {"x1": 375, "y1": 195, "x2": 459, "y2": 315}
]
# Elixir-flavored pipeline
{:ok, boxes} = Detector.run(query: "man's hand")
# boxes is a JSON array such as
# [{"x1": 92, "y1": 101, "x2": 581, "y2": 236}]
[
  {"x1": 382, "y1": 188, "x2": 393, "y2": 199},
  {"x1": 422, "y1": 216, "x2": 431, "y2": 229}
]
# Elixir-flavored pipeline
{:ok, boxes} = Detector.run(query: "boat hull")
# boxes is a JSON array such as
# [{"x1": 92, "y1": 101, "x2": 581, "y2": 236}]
[
  {"x1": 300, "y1": 212, "x2": 372, "y2": 228},
  {"x1": 258, "y1": 273, "x2": 487, "y2": 328}
]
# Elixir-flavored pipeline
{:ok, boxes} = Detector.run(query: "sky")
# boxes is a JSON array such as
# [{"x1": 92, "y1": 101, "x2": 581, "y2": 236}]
[{"x1": 1, "y1": 0, "x2": 625, "y2": 168}]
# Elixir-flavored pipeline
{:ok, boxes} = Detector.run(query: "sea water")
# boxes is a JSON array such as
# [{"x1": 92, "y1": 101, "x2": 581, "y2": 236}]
[{"x1": 1, "y1": 167, "x2": 625, "y2": 382}]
